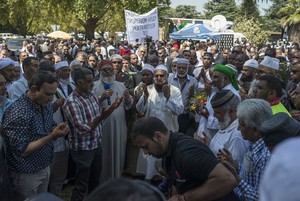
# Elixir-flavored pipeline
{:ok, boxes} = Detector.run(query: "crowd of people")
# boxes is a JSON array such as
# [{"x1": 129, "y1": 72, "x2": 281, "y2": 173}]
[{"x1": 0, "y1": 36, "x2": 300, "y2": 201}]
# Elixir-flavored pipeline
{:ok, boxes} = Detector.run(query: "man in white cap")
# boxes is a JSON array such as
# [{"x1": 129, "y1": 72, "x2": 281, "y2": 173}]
[
  {"x1": 136, "y1": 64, "x2": 183, "y2": 182},
  {"x1": 240, "y1": 59, "x2": 259, "y2": 98},
  {"x1": 55, "y1": 61, "x2": 73, "y2": 98},
  {"x1": 9, "y1": 57, "x2": 39, "y2": 99},
  {"x1": 168, "y1": 58, "x2": 198, "y2": 134},
  {"x1": 0, "y1": 58, "x2": 16, "y2": 91},
  {"x1": 257, "y1": 56, "x2": 280, "y2": 78}
]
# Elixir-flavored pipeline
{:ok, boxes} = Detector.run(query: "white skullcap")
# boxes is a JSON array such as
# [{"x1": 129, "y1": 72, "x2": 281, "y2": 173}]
[
  {"x1": 110, "y1": 54, "x2": 123, "y2": 61},
  {"x1": 54, "y1": 61, "x2": 69, "y2": 71},
  {"x1": 259, "y1": 137, "x2": 300, "y2": 201},
  {"x1": 0, "y1": 58, "x2": 15, "y2": 70},
  {"x1": 154, "y1": 64, "x2": 168, "y2": 73},
  {"x1": 260, "y1": 56, "x2": 280, "y2": 71},
  {"x1": 176, "y1": 58, "x2": 190, "y2": 65},
  {"x1": 142, "y1": 64, "x2": 155, "y2": 74},
  {"x1": 243, "y1": 59, "x2": 259, "y2": 69},
  {"x1": 172, "y1": 58, "x2": 178, "y2": 63}
]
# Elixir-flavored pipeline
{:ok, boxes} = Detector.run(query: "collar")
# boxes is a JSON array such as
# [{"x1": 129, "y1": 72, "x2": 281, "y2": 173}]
[
  {"x1": 173, "y1": 73, "x2": 191, "y2": 81},
  {"x1": 74, "y1": 88, "x2": 92, "y2": 98},
  {"x1": 269, "y1": 97, "x2": 281, "y2": 106},
  {"x1": 218, "y1": 119, "x2": 239, "y2": 133}
]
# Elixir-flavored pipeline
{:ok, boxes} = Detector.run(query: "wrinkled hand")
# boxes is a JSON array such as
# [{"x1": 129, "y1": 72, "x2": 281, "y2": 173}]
[
  {"x1": 100, "y1": 89, "x2": 113, "y2": 102},
  {"x1": 189, "y1": 84, "x2": 195, "y2": 97},
  {"x1": 162, "y1": 84, "x2": 171, "y2": 100},
  {"x1": 102, "y1": 97, "x2": 123, "y2": 119},
  {"x1": 123, "y1": 89, "x2": 131, "y2": 105},
  {"x1": 217, "y1": 148, "x2": 235, "y2": 167},
  {"x1": 196, "y1": 104, "x2": 210, "y2": 119},
  {"x1": 52, "y1": 122, "x2": 69, "y2": 139},
  {"x1": 140, "y1": 83, "x2": 149, "y2": 98}
]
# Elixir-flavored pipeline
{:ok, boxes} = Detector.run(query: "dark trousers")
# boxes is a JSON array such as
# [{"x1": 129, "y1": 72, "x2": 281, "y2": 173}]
[{"x1": 70, "y1": 146, "x2": 102, "y2": 201}]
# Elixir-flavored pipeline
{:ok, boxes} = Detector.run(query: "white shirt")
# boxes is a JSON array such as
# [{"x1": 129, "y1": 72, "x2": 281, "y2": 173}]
[{"x1": 209, "y1": 119, "x2": 249, "y2": 164}]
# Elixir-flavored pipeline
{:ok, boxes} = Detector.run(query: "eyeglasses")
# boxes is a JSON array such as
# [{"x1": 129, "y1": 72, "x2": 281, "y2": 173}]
[
  {"x1": 140, "y1": 51, "x2": 146, "y2": 53},
  {"x1": 101, "y1": 68, "x2": 114, "y2": 73}
]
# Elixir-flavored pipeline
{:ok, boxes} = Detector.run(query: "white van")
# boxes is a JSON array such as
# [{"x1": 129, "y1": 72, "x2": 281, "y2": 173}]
[{"x1": 0, "y1": 33, "x2": 13, "y2": 40}]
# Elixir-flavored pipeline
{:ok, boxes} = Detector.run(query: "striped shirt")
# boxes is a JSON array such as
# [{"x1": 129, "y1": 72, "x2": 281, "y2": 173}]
[{"x1": 63, "y1": 89, "x2": 102, "y2": 151}]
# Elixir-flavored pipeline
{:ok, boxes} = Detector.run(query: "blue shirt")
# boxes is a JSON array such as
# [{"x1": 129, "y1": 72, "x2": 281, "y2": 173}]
[
  {"x1": 0, "y1": 97, "x2": 13, "y2": 124},
  {"x1": 168, "y1": 74, "x2": 198, "y2": 113},
  {"x1": 3, "y1": 94, "x2": 56, "y2": 173},
  {"x1": 235, "y1": 138, "x2": 271, "y2": 201}
]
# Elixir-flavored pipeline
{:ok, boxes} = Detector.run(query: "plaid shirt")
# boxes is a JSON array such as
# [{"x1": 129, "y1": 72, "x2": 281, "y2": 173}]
[
  {"x1": 235, "y1": 138, "x2": 271, "y2": 201},
  {"x1": 63, "y1": 89, "x2": 102, "y2": 151}
]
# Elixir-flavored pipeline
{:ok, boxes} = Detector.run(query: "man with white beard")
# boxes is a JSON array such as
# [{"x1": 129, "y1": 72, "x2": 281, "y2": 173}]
[
  {"x1": 92, "y1": 60, "x2": 133, "y2": 183},
  {"x1": 168, "y1": 58, "x2": 198, "y2": 134},
  {"x1": 202, "y1": 90, "x2": 248, "y2": 164}
]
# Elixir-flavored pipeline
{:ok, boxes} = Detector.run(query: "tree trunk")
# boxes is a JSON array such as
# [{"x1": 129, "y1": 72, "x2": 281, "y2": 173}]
[
  {"x1": 84, "y1": 23, "x2": 97, "y2": 40},
  {"x1": 288, "y1": 23, "x2": 300, "y2": 43}
]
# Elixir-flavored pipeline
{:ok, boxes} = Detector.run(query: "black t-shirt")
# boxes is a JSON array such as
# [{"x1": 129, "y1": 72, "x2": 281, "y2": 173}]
[{"x1": 163, "y1": 132, "x2": 239, "y2": 201}]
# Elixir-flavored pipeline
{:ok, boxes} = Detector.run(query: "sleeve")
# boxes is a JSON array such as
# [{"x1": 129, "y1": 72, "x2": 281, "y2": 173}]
[
  {"x1": 63, "y1": 99, "x2": 92, "y2": 133},
  {"x1": 234, "y1": 179, "x2": 259, "y2": 201},
  {"x1": 207, "y1": 115, "x2": 220, "y2": 130},
  {"x1": 136, "y1": 94, "x2": 147, "y2": 113},
  {"x1": 2, "y1": 109, "x2": 31, "y2": 156},
  {"x1": 166, "y1": 87, "x2": 184, "y2": 116},
  {"x1": 9, "y1": 84, "x2": 24, "y2": 100},
  {"x1": 177, "y1": 142, "x2": 219, "y2": 183}
]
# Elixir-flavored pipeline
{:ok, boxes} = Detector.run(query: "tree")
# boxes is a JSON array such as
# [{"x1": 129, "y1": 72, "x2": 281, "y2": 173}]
[
  {"x1": 278, "y1": 0, "x2": 300, "y2": 42},
  {"x1": 262, "y1": 0, "x2": 284, "y2": 32},
  {"x1": 203, "y1": 0, "x2": 239, "y2": 21},
  {"x1": 172, "y1": 5, "x2": 201, "y2": 19},
  {"x1": 239, "y1": 0, "x2": 259, "y2": 19},
  {"x1": 233, "y1": 17, "x2": 269, "y2": 45}
]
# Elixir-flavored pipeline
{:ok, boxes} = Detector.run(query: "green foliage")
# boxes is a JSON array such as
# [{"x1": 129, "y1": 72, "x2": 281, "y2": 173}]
[
  {"x1": 203, "y1": 0, "x2": 239, "y2": 21},
  {"x1": 239, "y1": 0, "x2": 259, "y2": 19},
  {"x1": 277, "y1": 0, "x2": 300, "y2": 42},
  {"x1": 233, "y1": 17, "x2": 270, "y2": 45}
]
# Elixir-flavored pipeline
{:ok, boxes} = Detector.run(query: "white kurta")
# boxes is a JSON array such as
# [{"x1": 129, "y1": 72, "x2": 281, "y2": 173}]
[
  {"x1": 93, "y1": 80, "x2": 133, "y2": 183},
  {"x1": 209, "y1": 119, "x2": 249, "y2": 164},
  {"x1": 135, "y1": 84, "x2": 184, "y2": 179}
]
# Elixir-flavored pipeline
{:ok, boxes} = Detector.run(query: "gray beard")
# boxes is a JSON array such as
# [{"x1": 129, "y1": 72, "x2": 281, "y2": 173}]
[
  {"x1": 100, "y1": 73, "x2": 115, "y2": 84},
  {"x1": 218, "y1": 112, "x2": 231, "y2": 130}
]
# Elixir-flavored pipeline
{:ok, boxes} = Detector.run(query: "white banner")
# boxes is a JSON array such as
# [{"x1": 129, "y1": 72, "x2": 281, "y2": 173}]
[{"x1": 125, "y1": 7, "x2": 159, "y2": 44}]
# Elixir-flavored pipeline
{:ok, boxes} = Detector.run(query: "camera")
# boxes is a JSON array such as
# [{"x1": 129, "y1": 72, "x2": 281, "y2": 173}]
[{"x1": 145, "y1": 35, "x2": 152, "y2": 43}]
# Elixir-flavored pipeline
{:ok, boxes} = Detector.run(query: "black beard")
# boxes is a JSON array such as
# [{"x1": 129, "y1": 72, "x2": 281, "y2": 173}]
[{"x1": 240, "y1": 75, "x2": 253, "y2": 83}]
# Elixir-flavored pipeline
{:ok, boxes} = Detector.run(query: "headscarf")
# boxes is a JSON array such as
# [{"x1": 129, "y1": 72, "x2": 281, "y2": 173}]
[{"x1": 214, "y1": 64, "x2": 239, "y2": 90}]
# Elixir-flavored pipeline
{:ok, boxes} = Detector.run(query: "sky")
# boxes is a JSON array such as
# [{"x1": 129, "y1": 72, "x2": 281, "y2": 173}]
[{"x1": 170, "y1": 0, "x2": 206, "y2": 13}]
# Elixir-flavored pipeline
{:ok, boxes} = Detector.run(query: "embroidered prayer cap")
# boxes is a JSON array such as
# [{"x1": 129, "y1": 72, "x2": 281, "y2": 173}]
[
  {"x1": 243, "y1": 59, "x2": 259, "y2": 69},
  {"x1": 259, "y1": 137, "x2": 300, "y2": 201},
  {"x1": 172, "y1": 57, "x2": 178, "y2": 64},
  {"x1": 14, "y1": 61, "x2": 21, "y2": 68},
  {"x1": 154, "y1": 64, "x2": 168, "y2": 73},
  {"x1": 141, "y1": 64, "x2": 155, "y2": 74},
  {"x1": 211, "y1": 90, "x2": 235, "y2": 108},
  {"x1": 0, "y1": 58, "x2": 15, "y2": 70},
  {"x1": 214, "y1": 64, "x2": 239, "y2": 90},
  {"x1": 203, "y1": 52, "x2": 213, "y2": 58},
  {"x1": 260, "y1": 56, "x2": 280, "y2": 71},
  {"x1": 260, "y1": 112, "x2": 300, "y2": 148},
  {"x1": 176, "y1": 58, "x2": 190, "y2": 65},
  {"x1": 110, "y1": 54, "x2": 123, "y2": 61},
  {"x1": 54, "y1": 61, "x2": 69, "y2": 71}
]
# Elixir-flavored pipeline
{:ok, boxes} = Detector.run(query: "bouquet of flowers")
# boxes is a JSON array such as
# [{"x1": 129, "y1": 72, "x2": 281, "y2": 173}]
[{"x1": 189, "y1": 91, "x2": 208, "y2": 112}]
